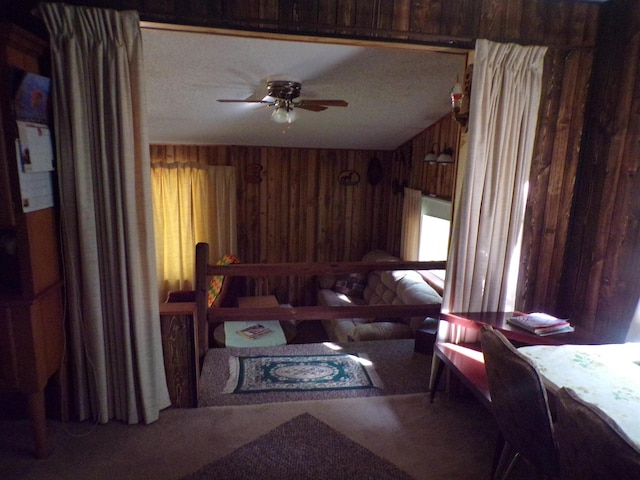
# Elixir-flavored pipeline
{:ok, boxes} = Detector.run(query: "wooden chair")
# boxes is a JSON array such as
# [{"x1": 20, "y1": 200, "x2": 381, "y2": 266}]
[
  {"x1": 555, "y1": 387, "x2": 640, "y2": 480},
  {"x1": 480, "y1": 325, "x2": 559, "y2": 479}
]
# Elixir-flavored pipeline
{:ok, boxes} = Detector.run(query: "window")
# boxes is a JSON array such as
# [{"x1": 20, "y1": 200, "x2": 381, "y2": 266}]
[{"x1": 419, "y1": 196, "x2": 451, "y2": 281}]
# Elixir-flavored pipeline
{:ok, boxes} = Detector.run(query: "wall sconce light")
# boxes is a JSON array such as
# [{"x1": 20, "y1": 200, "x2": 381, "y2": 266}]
[
  {"x1": 424, "y1": 143, "x2": 454, "y2": 163},
  {"x1": 451, "y1": 64, "x2": 473, "y2": 132},
  {"x1": 424, "y1": 143, "x2": 438, "y2": 163},
  {"x1": 436, "y1": 146, "x2": 455, "y2": 163}
]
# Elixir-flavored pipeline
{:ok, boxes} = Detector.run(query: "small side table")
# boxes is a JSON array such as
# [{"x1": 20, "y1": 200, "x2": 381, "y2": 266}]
[
  {"x1": 214, "y1": 320, "x2": 297, "y2": 347},
  {"x1": 214, "y1": 295, "x2": 297, "y2": 347},
  {"x1": 414, "y1": 317, "x2": 439, "y2": 354}
]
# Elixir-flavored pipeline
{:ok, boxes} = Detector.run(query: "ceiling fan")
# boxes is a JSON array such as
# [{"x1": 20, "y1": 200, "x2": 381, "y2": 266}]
[{"x1": 217, "y1": 80, "x2": 348, "y2": 123}]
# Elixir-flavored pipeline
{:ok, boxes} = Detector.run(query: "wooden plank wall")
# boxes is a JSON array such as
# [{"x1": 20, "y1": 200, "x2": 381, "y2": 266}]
[
  {"x1": 17, "y1": 0, "x2": 633, "y2": 337},
  {"x1": 151, "y1": 114, "x2": 456, "y2": 306},
  {"x1": 558, "y1": 0, "x2": 640, "y2": 342},
  {"x1": 150, "y1": 144, "x2": 393, "y2": 305}
]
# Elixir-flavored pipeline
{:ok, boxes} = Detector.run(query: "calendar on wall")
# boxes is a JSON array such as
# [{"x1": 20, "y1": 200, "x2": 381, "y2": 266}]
[{"x1": 11, "y1": 69, "x2": 55, "y2": 212}]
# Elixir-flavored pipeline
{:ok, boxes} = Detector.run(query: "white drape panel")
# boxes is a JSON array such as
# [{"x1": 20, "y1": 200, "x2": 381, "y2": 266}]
[
  {"x1": 152, "y1": 162, "x2": 237, "y2": 299},
  {"x1": 37, "y1": 4, "x2": 170, "y2": 423},
  {"x1": 626, "y1": 300, "x2": 640, "y2": 342},
  {"x1": 400, "y1": 188, "x2": 422, "y2": 261},
  {"x1": 443, "y1": 39, "x2": 547, "y2": 315}
]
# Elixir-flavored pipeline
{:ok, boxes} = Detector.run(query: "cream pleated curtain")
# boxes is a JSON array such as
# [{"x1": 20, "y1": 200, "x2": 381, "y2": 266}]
[
  {"x1": 443, "y1": 39, "x2": 547, "y2": 320},
  {"x1": 400, "y1": 187, "x2": 423, "y2": 260},
  {"x1": 37, "y1": 4, "x2": 170, "y2": 423},
  {"x1": 151, "y1": 156, "x2": 237, "y2": 300}
]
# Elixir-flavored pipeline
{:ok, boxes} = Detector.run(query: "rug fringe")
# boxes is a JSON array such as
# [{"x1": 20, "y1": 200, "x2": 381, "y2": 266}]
[{"x1": 222, "y1": 356, "x2": 240, "y2": 393}]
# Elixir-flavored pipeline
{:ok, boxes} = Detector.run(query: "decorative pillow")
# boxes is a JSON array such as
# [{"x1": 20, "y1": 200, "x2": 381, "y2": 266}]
[
  {"x1": 333, "y1": 273, "x2": 366, "y2": 297},
  {"x1": 207, "y1": 254, "x2": 240, "y2": 307}
]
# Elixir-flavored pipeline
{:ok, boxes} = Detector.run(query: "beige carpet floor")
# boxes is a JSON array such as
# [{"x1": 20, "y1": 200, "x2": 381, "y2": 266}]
[{"x1": 0, "y1": 392, "x2": 540, "y2": 480}]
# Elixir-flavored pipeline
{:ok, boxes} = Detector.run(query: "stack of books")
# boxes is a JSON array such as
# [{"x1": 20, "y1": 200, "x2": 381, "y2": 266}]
[
  {"x1": 507, "y1": 312, "x2": 574, "y2": 336},
  {"x1": 236, "y1": 323, "x2": 273, "y2": 340}
]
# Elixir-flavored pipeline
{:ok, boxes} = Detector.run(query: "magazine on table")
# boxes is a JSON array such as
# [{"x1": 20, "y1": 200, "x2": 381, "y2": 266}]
[
  {"x1": 507, "y1": 312, "x2": 573, "y2": 336},
  {"x1": 236, "y1": 323, "x2": 273, "y2": 340}
]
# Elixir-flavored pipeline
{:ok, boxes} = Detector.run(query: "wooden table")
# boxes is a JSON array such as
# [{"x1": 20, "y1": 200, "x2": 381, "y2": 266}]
[{"x1": 429, "y1": 311, "x2": 600, "y2": 406}]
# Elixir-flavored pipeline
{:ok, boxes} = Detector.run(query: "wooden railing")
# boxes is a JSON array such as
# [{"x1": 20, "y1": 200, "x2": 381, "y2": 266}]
[{"x1": 195, "y1": 243, "x2": 446, "y2": 326}]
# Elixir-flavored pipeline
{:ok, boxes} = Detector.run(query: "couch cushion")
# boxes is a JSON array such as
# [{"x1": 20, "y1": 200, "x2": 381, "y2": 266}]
[
  {"x1": 380, "y1": 270, "x2": 409, "y2": 289},
  {"x1": 317, "y1": 288, "x2": 366, "y2": 307},
  {"x1": 397, "y1": 274, "x2": 442, "y2": 305},
  {"x1": 349, "y1": 322, "x2": 414, "y2": 341}
]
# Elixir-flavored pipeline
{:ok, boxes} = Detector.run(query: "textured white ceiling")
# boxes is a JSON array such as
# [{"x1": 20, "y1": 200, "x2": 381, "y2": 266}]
[{"x1": 142, "y1": 27, "x2": 468, "y2": 151}]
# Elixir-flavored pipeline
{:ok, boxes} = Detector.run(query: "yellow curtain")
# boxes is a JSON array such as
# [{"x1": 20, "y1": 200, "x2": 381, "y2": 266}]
[{"x1": 151, "y1": 156, "x2": 237, "y2": 300}]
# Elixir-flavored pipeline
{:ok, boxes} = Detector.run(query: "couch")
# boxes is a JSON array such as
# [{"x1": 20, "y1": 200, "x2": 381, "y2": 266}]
[{"x1": 317, "y1": 250, "x2": 443, "y2": 342}]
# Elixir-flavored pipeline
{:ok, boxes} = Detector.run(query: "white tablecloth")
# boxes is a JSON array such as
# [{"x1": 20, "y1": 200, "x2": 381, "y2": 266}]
[{"x1": 519, "y1": 342, "x2": 640, "y2": 449}]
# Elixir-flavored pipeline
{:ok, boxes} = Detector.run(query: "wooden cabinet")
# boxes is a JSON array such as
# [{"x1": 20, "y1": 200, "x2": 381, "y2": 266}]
[
  {"x1": 0, "y1": 24, "x2": 65, "y2": 459},
  {"x1": 159, "y1": 302, "x2": 199, "y2": 408}
]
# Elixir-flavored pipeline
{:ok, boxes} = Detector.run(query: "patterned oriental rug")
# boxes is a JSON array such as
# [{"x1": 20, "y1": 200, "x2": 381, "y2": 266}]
[
  {"x1": 223, "y1": 353, "x2": 383, "y2": 394},
  {"x1": 179, "y1": 413, "x2": 413, "y2": 480},
  {"x1": 199, "y1": 339, "x2": 432, "y2": 407}
]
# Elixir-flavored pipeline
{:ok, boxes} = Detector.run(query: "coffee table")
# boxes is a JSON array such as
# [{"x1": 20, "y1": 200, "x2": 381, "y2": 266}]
[
  {"x1": 214, "y1": 295, "x2": 297, "y2": 347},
  {"x1": 214, "y1": 320, "x2": 297, "y2": 347}
]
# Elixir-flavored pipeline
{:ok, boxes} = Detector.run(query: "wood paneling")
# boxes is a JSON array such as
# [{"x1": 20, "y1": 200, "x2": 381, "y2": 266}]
[
  {"x1": 152, "y1": 112, "x2": 456, "y2": 306},
  {"x1": 159, "y1": 302, "x2": 199, "y2": 408},
  {"x1": 558, "y1": 0, "x2": 640, "y2": 342},
  {"x1": 518, "y1": 47, "x2": 593, "y2": 315},
  {"x1": 14, "y1": 0, "x2": 638, "y2": 340},
  {"x1": 151, "y1": 144, "x2": 396, "y2": 305}
]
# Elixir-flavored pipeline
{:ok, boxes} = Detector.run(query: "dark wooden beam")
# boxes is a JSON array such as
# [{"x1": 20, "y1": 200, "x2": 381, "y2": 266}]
[
  {"x1": 206, "y1": 303, "x2": 442, "y2": 323},
  {"x1": 207, "y1": 260, "x2": 447, "y2": 276}
]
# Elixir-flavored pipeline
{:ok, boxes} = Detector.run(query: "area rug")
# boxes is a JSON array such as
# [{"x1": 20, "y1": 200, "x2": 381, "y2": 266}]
[
  {"x1": 200, "y1": 339, "x2": 433, "y2": 406},
  {"x1": 179, "y1": 413, "x2": 414, "y2": 480},
  {"x1": 223, "y1": 353, "x2": 382, "y2": 394}
]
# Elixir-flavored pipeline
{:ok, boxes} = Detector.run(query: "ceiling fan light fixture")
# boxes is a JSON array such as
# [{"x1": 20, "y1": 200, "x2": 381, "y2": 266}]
[{"x1": 271, "y1": 104, "x2": 297, "y2": 124}]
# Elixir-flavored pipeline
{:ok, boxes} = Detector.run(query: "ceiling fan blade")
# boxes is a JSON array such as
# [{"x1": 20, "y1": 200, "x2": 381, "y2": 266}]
[
  {"x1": 217, "y1": 99, "x2": 272, "y2": 104},
  {"x1": 296, "y1": 104, "x2": 328, "y2": 112},
  {"x1": 297, "y1": 100, "x2": 348, "y2": 107}
]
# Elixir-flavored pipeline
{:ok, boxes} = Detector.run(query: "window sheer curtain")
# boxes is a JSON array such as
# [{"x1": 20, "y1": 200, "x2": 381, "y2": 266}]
[
  {"x1": 151, "y1": 155, "x2": 237, "y2": 300},
  {"x1": 36, "y1": 4, "x2": 170, "y2": 423},
  {"x1": 400, "y1": 188, "x2": 423, "y2": 260},
  {"x1": 443, "y1": 39, "x2": 547, "y2": 321}
]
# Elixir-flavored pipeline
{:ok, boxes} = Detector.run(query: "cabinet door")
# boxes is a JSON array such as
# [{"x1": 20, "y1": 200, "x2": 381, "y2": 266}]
[{"x1": 0, "y1": 117, "x2": 16, "y2": 226}]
